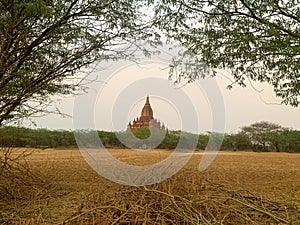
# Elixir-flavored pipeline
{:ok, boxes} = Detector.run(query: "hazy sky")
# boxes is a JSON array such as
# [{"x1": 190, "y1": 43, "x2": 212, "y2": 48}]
[{"x1": 26, "y1": 55, "x2": 300, "y2": 134}]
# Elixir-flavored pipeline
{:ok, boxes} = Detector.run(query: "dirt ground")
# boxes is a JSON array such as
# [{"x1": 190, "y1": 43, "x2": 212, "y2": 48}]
[
  {"x1": 26, "y1": 148, "x2": 300, "y2": 199},
  {"x1": 1, "y1": 148, "x2": 300, "y2": 224}
]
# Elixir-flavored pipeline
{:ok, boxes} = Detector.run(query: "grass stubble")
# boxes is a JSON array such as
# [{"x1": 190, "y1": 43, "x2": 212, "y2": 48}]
[{"x1": 0, "y1": 148, "x2": 300, "y2": 224}]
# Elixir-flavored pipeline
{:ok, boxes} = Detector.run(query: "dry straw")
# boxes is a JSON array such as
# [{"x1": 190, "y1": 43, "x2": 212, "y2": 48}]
[{"x1": 1, "y1": 148, "x2": 299, "y2": 224}]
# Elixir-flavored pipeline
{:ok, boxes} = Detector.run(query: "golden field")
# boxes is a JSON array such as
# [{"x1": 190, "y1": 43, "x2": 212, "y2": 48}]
[{"x1": 1, "y1": 148, "x2": 300, "y2": 224}]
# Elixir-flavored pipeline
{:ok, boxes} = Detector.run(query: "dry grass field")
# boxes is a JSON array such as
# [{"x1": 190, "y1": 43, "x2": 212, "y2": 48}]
[{"x1": 1, "y1": 148, "x2": 300, "y2": 224}]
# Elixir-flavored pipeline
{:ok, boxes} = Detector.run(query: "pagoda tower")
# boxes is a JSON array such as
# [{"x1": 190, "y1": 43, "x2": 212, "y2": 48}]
[{"x1": 127, "y1": 96, "x2": 166, "y2": 131}]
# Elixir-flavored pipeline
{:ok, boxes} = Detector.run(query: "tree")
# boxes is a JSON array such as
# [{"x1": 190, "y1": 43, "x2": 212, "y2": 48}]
[
  {"x1": 280, "y1": 129, "x2": 300, "y2": 152},
  {"x1": 241, "y1": 121, "x2": 286, "y2": 151},
  {"x1": 197, "y1": 134, "x2": 209, "y2": 150},
  {"x1": 2, "y1": 1, "x2": 299, "y2": 128},
  {"x1": 0, "y1": 0, "x2": 159, "y2": 125},
  {"x1": 155, "y1": 0, "x2": 300, "y2": 106},
  {"x1": 230, "y1": 132, "x2": 252, "y2": 151}
]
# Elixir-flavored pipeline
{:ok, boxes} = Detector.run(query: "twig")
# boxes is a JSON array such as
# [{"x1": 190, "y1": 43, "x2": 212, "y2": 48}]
[
  {"x1": 231, "y1": 197, "x2": 289, "y2": 224},
  {"x1": 60, "y1": 206, "x2": 124, "y2": 224}
]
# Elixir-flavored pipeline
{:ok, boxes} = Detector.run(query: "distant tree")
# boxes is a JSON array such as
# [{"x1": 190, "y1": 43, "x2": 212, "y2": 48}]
[
  {"x1": 99, "y1": 131, "x2": 122, "y2": 148},
  {"x1": 1, "y1": 126, "x2": 299, "y2": 151},
  {"x1": 197, "y1": 134, "x2": 209, "y2": 150},
  {"x1": 220, "y1": 134, "x2": 233, "y2": 150},
  {"x1": 155, "y1": 0, "x2": 300, "y2": 106},
  {"x1": 0, "y1": 0, "x2": 159, "y2": 125},
  {"x1": 230, "y1": 132, "x2": 252, "y2": 151},
  {"x1": 159, "y1": 131, "x2": 179, "y2": 149},
  {"x1": 241, "y1": 121, "x2": 286, "y2": 151},
  {"x1": 132, "y1": 128, "x2": 151, "y2": 140},
  {"x1": 280, "y1": 129, "x2": 300, "y2": 152},
  {"x1": 177, "y1": 131, "x2": 199, "y2": 150}
]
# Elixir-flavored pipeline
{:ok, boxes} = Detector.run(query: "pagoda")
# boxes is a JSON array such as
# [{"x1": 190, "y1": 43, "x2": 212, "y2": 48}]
[{"x1": 127, "y1": 96, "x2": 165, "y2": 131}]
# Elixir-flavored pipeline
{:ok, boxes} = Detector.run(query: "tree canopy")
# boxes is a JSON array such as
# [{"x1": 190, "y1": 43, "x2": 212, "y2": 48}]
[
  {"x1": 0, "y1": 0, "x2": 159, "y2": 125},
  {"x1": 241, "y1": 121, "x2": 286, "y2": 151},
  {"x1": 155, "y1": 0, "x2": 300, "y2": 106},
  {"x1": 1, "y1": 0, "x2": 300, "y2": 126}
]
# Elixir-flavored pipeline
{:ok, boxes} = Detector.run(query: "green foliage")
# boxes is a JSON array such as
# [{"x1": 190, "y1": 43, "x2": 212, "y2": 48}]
[
  {"x1": 0, "y1": 123, "x2": 299, "y2": 152},
  {"x1": 132, "y1": 128, "x2": 151, "y2": 140},
  {"x1": 98, "y1": 131, "x2": 122, "y2": 148},
  {"x1": 0, "y1": 126, "x2": 76, "y2": 148},
  {"x1": 220, "y1": 134, "x2": 234, "y2": 150},
  {"x1": 117, "y1": 128, "x2": 169, "y2": 149},
  {"x1": 1, "y1": 0, "x2": 299, "y2": 128},
  {"x1": 1, "y1": 0, "x2": 300, "y2": 129},
  {"x1": 280, "y1": 130, "x2": 300, "y2": 153},
  {"x1": 0, "y1": 0, "x2": 160, "y2": 125},
  {"x1": 158, "y1": 132, "x2": 179, "y2": 149},
  {"x1": 229, "y1": 133, "x2": 252, "y2": 151},
  {"x1": 155, "y1": 0, "x2": 300, "y2": 106},
  {"x1": 197, "y1": 134, "x2": 209, "y2": 149},
  {"x1": 241, "y1": 121, "x2": 288, "y2": 152}
]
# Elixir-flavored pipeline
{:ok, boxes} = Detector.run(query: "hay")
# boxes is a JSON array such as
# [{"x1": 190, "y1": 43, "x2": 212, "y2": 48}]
[
  {"x1": 1, "y1": 149, "x2": 300, "y2": 224},
  {"x1": 61, "y1": 178, "x2": 299, "y2": 225}
]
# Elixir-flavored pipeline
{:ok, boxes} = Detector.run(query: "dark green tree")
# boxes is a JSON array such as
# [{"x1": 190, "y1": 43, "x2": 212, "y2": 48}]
[
  {"x1": 230, "y1": 132, "x2": 252, "y2": 151},
  {"x1": 197, "y1": 134, "x2": 209, "y2": 150},
  {"x1": 280, "y1": 129, "x2": 300, "y2": 152},
  {"x1": 155, "y1": 0, "x2": 300, "y2": 106},
  {"x1": 0, "y1": 0, "x2": 159, "y2": 125}
]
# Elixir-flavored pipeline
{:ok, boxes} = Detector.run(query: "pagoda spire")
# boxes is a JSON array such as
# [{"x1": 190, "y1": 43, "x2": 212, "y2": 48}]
[{"x1": 141, "y1": 96, "x2": 153, "y2": 119}]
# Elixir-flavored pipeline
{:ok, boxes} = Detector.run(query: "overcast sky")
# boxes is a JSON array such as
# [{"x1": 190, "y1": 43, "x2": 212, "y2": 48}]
[{"x1": 24, "y1": 55, "x2": 300, "y2": 134}]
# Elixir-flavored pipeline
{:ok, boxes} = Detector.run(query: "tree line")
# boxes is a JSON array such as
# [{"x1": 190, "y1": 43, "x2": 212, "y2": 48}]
[{"x1": 0, "y1": 121, "x2": 299, "y2": 152}]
